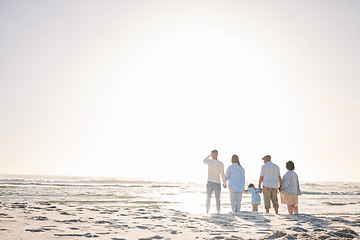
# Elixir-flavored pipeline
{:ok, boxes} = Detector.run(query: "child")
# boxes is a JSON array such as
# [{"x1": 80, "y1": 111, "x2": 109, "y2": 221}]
[{"x1": 245, "y1": 183, "x2": 261, "y2": 212}]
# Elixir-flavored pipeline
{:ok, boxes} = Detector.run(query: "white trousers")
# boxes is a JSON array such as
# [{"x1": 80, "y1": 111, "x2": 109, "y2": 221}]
[{"x1": 230, "y1": 188, "x2": 243, "y2": 213}]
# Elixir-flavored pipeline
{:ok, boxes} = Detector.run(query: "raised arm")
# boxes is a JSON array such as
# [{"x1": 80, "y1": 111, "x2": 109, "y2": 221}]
[{"x1": 203, "y1": 154, "x2": 211, "y2": 164}]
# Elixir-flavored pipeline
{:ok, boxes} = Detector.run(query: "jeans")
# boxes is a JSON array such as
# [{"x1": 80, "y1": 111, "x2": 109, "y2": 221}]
[
  {"x1": 229, "y1": 188, "x2": 243, "y2": 212},
  {"x1": 206, "y1": 181, "x2": 221, "y2": 213}
]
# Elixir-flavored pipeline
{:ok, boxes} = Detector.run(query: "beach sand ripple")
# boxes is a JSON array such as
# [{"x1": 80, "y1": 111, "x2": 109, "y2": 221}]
[{"x1": 0, "y1": 202, "x2": 359, "y2": 239}]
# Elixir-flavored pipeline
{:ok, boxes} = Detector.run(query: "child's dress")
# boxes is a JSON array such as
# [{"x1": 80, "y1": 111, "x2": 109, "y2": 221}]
[{"x1": 247, "y1": 188, "x2": 261, "y2": 205}]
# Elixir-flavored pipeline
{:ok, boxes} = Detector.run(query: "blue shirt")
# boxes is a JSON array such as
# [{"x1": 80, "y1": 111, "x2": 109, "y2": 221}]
[
  {"x1": 281, "y1": 170, "x2": 301, "y2": 195},
  {"x1": 247, "y1": 188, "x2": 261, "y2": 205},
  {"x1": 225, "y1": 163, "x2": 245, "y2": 192}
]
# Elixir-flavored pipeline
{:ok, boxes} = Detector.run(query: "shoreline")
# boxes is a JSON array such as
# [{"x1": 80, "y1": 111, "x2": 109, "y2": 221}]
[
  {"x1": 0, "y1": 201, "x2": 359, "y2": 239},
  {"x1": 1, "y1": 174, "x2": 360, "y2": 185}
]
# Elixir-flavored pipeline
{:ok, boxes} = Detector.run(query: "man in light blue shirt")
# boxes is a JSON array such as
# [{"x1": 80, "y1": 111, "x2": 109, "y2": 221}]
[{"x1": 258, "y1": 155, "x2": 281, "y2": 214}]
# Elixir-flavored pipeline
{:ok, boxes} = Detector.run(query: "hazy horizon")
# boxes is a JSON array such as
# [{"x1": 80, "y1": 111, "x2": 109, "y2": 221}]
[
  {"x1": 1, "y1": 173, "x2": 360, "y2": 184},
  {"x1": 1, "y1": 1, "x2": 360, "y2": 183}
]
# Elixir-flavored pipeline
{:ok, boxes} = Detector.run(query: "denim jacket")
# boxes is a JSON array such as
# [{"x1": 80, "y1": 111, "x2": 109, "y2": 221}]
[{"x1": 281, "y1": 170, "x2": 301, "y2": 195}]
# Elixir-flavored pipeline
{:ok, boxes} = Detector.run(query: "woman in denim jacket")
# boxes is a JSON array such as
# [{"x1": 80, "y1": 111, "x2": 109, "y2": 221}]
[{"x1": 281, "y1": 161, "x2": 301, "y2": 215}]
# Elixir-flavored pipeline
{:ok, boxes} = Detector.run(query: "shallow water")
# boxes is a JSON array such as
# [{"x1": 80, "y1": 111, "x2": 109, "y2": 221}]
[{"x1": 0, "y1": 175, "x2": 359, "y2": 215}]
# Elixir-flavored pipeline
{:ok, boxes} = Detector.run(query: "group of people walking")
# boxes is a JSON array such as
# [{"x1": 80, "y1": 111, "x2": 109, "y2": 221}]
[{"x1": 203, "y1": 150, "x2": 301, "y2": 215}]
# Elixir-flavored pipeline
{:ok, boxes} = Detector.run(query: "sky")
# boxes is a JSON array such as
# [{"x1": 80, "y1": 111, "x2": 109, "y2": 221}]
[{"x1": 1, "y1": 0, "x2": 360, "y2": 183}]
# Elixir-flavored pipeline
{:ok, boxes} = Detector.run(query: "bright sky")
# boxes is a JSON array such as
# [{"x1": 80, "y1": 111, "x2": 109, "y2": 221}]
[{"x1": 1, "y1": 1, "x2": 360, "y2": 183}]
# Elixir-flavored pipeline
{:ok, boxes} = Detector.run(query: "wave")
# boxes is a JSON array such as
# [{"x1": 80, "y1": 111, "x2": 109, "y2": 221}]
[
  {"x1": 74, "y1": 193, "x2": 138, "y2": 199},
  {"x1": 324, "y1": 201, "x2": 360, "y2": 206},
  {"x1": 0, "y1": 177, "x2": 181, "y2": 188},
  {"x1": 302, "y1": 191, "x2": 360, "y2": 196},
  {"x1": 150, "y1": 184, "x2": 181, "y2": 188},
  {"x1": 38, "y1": 199, "x2": 172, "y2": 205}
]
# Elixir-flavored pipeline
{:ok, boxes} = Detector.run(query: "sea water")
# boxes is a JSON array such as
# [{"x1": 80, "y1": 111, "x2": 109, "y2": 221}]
[{"x1": 0, "y1": 175, "x2": 359, "y2": 215}]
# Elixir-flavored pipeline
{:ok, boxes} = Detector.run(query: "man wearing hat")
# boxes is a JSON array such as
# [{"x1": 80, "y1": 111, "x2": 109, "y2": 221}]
[{"x1": 258, "y1": 155, "x2": 281, "y2": 214}]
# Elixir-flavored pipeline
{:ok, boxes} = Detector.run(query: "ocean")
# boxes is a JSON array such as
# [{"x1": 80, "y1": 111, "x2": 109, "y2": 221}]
[{"x1": 0, "y1": 175, "x2": 359, "y2": 215}]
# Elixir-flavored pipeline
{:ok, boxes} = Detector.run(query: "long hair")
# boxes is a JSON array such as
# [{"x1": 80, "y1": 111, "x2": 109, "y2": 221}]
[{"x1": 231, "y1": 155, "x2": 241, "y2": 166}]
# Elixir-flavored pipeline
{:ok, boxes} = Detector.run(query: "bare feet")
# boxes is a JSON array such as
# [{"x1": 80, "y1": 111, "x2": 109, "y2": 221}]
[{"x1": 274, "y1": 207, "x2": 279, "y2": 214}]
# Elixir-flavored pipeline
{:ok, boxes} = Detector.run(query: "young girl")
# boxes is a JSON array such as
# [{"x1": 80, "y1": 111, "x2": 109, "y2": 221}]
[{"x1": 245, "y1": 183, "x2": 261, "y2": 212}]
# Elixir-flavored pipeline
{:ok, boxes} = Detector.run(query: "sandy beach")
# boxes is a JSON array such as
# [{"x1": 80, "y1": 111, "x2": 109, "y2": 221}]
[
  {"x1": 2, "y1": 1, "x2": 360, "y2": 239},
  {"x1": 0, "y1": 201, "x2": 359, "y2": 240}
]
